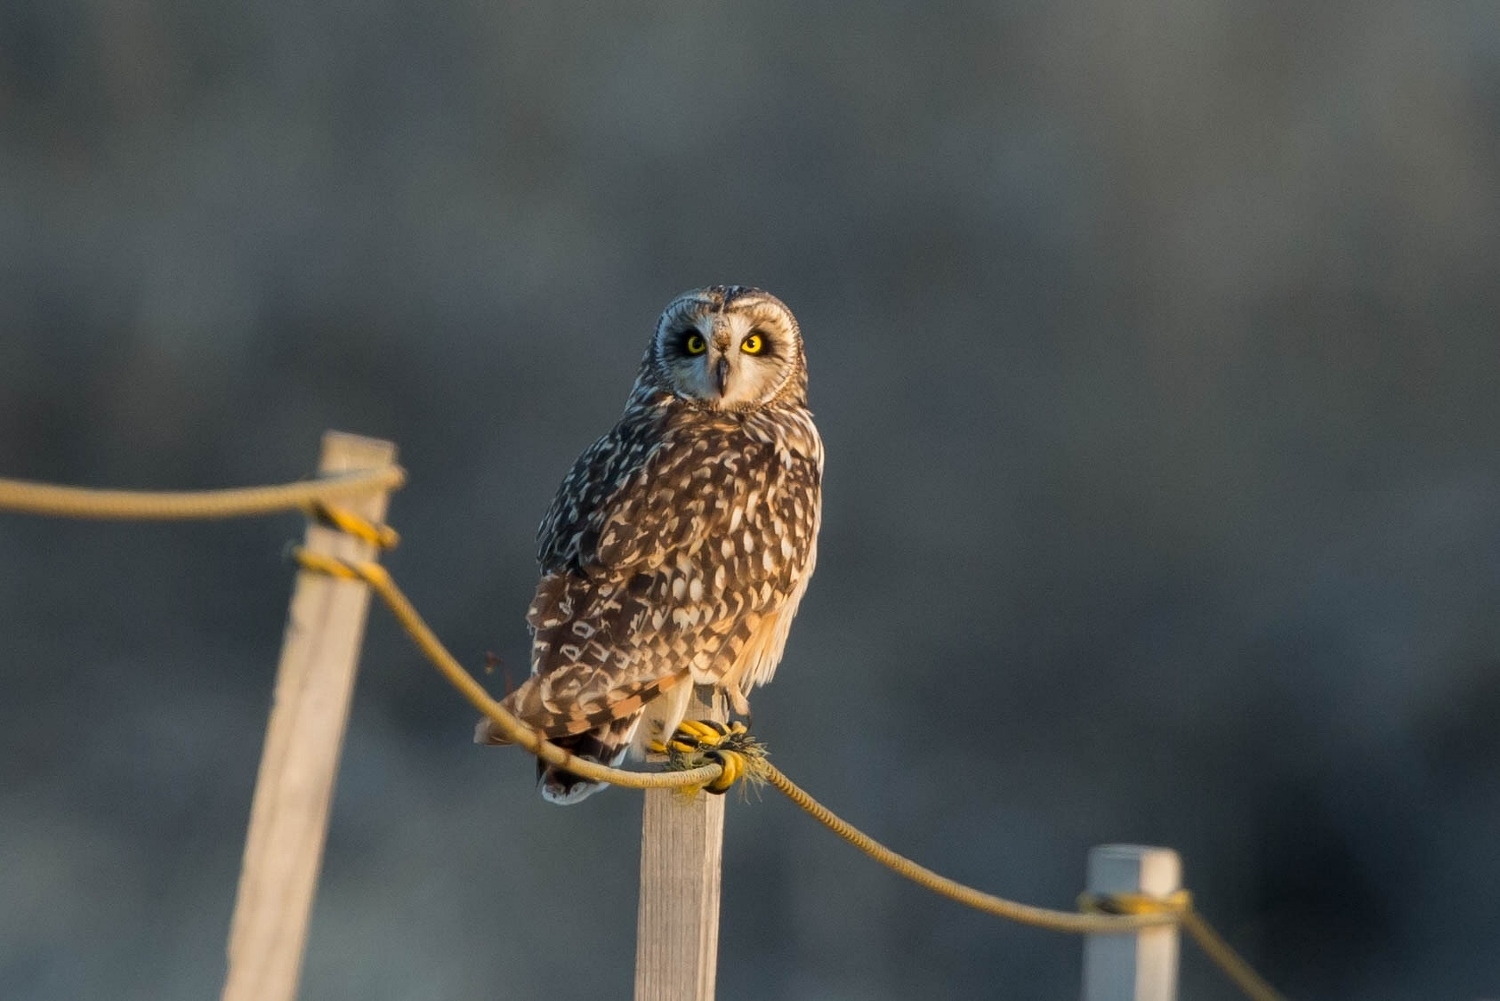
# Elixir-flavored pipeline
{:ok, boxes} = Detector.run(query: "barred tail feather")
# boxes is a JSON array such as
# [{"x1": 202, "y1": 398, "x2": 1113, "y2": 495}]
[{"x1": 537, "y1": 712, "x2": 643, "y2": 805}]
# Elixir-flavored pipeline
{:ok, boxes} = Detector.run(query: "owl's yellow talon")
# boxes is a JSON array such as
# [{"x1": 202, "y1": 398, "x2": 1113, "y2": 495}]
[
  {"x1": 669, "y1": 718, "x2": 744, "y2": 748},
  {"x1": 655, "y1": 719, "x2": 766, "y2": 795},
  {"x1": 677, "y1": 719, "x2": 722, "y2": 743},
  {"x1": 650, "y1": 718, "x2": 734, "y2": 756}
]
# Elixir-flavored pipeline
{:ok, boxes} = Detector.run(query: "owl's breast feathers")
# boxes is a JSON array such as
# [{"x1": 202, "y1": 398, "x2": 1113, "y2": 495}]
[{"x1": 493, "y1": 401, "x2": 823, "y2": 740}]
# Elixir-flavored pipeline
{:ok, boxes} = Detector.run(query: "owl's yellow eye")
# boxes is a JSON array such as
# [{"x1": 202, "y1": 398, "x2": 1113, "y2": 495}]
[
  {"x1": 741, "y1": 332, "x2": 765, "y2": 355},
  {"x1": 684, "y1": 333, "x2": 707, "y2": 355}
]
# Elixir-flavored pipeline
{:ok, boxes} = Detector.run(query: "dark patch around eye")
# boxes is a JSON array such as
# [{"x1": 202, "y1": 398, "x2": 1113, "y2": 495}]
[
  {"x1": 668, "y1": 329, "x2": 704, "y2": 357},
  {"x1": 745, "y1": 328, "x2": 777, "y2": 357}
]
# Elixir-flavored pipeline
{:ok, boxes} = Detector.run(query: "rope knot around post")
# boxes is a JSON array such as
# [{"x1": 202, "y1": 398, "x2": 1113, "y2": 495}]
[
  {"x1": 0, "y1": 436, "x2": 1292, "y2": 1001},
  {"x1": 304, "y1": 501, "x2": 401, "y2": 550},
  {"x1": 649, "y1": 720, "x2": 768, "y2": 796},
  {"x1": 287, "y1": 509, "x2": 1289, "y2": 1001},
  {"x1": 1078, "y1": 889, "x2": 1193, "y2": 919},
  {"x1": 291, "y1": 547, "x2": 394, "y2": 589}
]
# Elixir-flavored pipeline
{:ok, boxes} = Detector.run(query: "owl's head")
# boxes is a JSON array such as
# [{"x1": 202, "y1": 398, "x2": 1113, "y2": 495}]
[{"x1": 645, "y1": 286, "x2": 806, "y2": 411}]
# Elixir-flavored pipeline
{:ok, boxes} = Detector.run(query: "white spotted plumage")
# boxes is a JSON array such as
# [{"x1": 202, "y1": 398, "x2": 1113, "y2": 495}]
[{"x1": 476, "y1": 286, "x2": 824, "y2": 804}]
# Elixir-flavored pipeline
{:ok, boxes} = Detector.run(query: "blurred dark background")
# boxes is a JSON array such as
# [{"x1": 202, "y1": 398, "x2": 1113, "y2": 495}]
[{"x1": 2, "y1": 3, "x2": 1498, "y2": 999}]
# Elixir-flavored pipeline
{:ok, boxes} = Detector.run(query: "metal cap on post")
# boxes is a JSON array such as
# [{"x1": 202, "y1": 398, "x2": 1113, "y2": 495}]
[{"x1": 1082, "y1": 845, "x2": 1182, "y2": 1001}]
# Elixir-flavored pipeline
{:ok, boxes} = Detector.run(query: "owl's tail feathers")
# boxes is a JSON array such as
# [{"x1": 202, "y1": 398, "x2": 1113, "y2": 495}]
[
  {"x1": 536, "y1": 714, "x2": 643, "y2": 805},
  {"x1": 537, "y1": 762, "x2": 609, "y2": 805},
  {"x1": 474, "y1": 700, "x2": 645, "y2": 805}
]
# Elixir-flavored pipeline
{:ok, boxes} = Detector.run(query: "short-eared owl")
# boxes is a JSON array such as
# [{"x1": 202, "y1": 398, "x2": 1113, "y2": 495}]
[{"x1": 477, "y1": 286, "x2": 823, "y2": 804}]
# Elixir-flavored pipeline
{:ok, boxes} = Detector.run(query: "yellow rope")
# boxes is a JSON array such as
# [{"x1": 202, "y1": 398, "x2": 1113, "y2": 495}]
[
  {"x1": 0, "y1": 467, "x2": 1286, "y2": 1000},
  {"x1": 0, "y1": 467, "x2": 406, "y2": 520},
  {"x1": 756, "y1": 763, "x2": 1172, "y2": 933},
  {"x1": 1079, "y1": 893, "x2": 1286, "y2": 1001},
  {"x1": 296, "y1": 548, "x2": 1289, "y2": 999},
  {"x1": 1078, "y1": 890, "x2": 1192, "y2": 916},
  {"x1": 307, "y1": 500, "x2": 402, "y2": 549},
  {"x1": 1181, "y1": 911, "x2": 1288, "y2": 1001},
  {"x1": 768, "y1": 765, "x2": 1286, "y2": 999}
]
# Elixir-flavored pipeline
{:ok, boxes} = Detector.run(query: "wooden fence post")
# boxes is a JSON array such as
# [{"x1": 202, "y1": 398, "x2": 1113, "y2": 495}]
[
  {"x1": 221, "y1": 432, "x2": 399, "y2": 1001},
  {"x1": 634, "y1": 686, "x2": 727, "y2": 1001},
  {"x1": 1081, "y1": 845, "x2": 1182, "y2": 1001}
]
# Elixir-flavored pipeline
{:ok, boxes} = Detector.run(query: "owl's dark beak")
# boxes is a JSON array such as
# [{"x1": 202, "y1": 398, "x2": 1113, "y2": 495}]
[{"x1": 714, "y1": 356, "x2": 731, "y2": 396}]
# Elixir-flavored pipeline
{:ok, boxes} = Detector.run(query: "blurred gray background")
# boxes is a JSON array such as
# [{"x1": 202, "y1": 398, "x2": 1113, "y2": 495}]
[{"x1": 2, "y1": 2, "x2": 1498, "y2": 999}]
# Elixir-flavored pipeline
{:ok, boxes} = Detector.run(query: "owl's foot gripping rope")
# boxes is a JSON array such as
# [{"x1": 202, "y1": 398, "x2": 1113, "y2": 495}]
[{"x1": 649, "y1": 719, "x2": 767, "y2": 795}]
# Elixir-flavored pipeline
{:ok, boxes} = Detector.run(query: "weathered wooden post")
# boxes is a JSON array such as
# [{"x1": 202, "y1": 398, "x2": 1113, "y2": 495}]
[
  {"x1": 222, "y1": 432, "x2": 398, "y2": 1001},
  {"x1": 1082, "y1": 844, "x2": 1182, "y2": 1001},
  {"x1": 633, "y1": 686, "x2": 728, "y2": 1001}
]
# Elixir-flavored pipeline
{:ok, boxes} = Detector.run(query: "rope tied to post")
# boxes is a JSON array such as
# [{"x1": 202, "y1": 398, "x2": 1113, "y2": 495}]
[
  {"x1": 288, "y1": 541, "x2": 1288, "y2": 1001},
  {"x1": 1078, "y1": 889, "x2": 1193, "y2": 917},
  {"x1": 305, "y1": 500, "x2": 401, "y2": 549},
  {"x1": 1078, "y1": 891, "x2": 1285, "y2": 1001},
  {"x1": 649, "y1": 719, "x2": 768, "y2": 796},
  {"x1": 0, "y1": 459, "x2": 1289, "y2": 1001}
]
